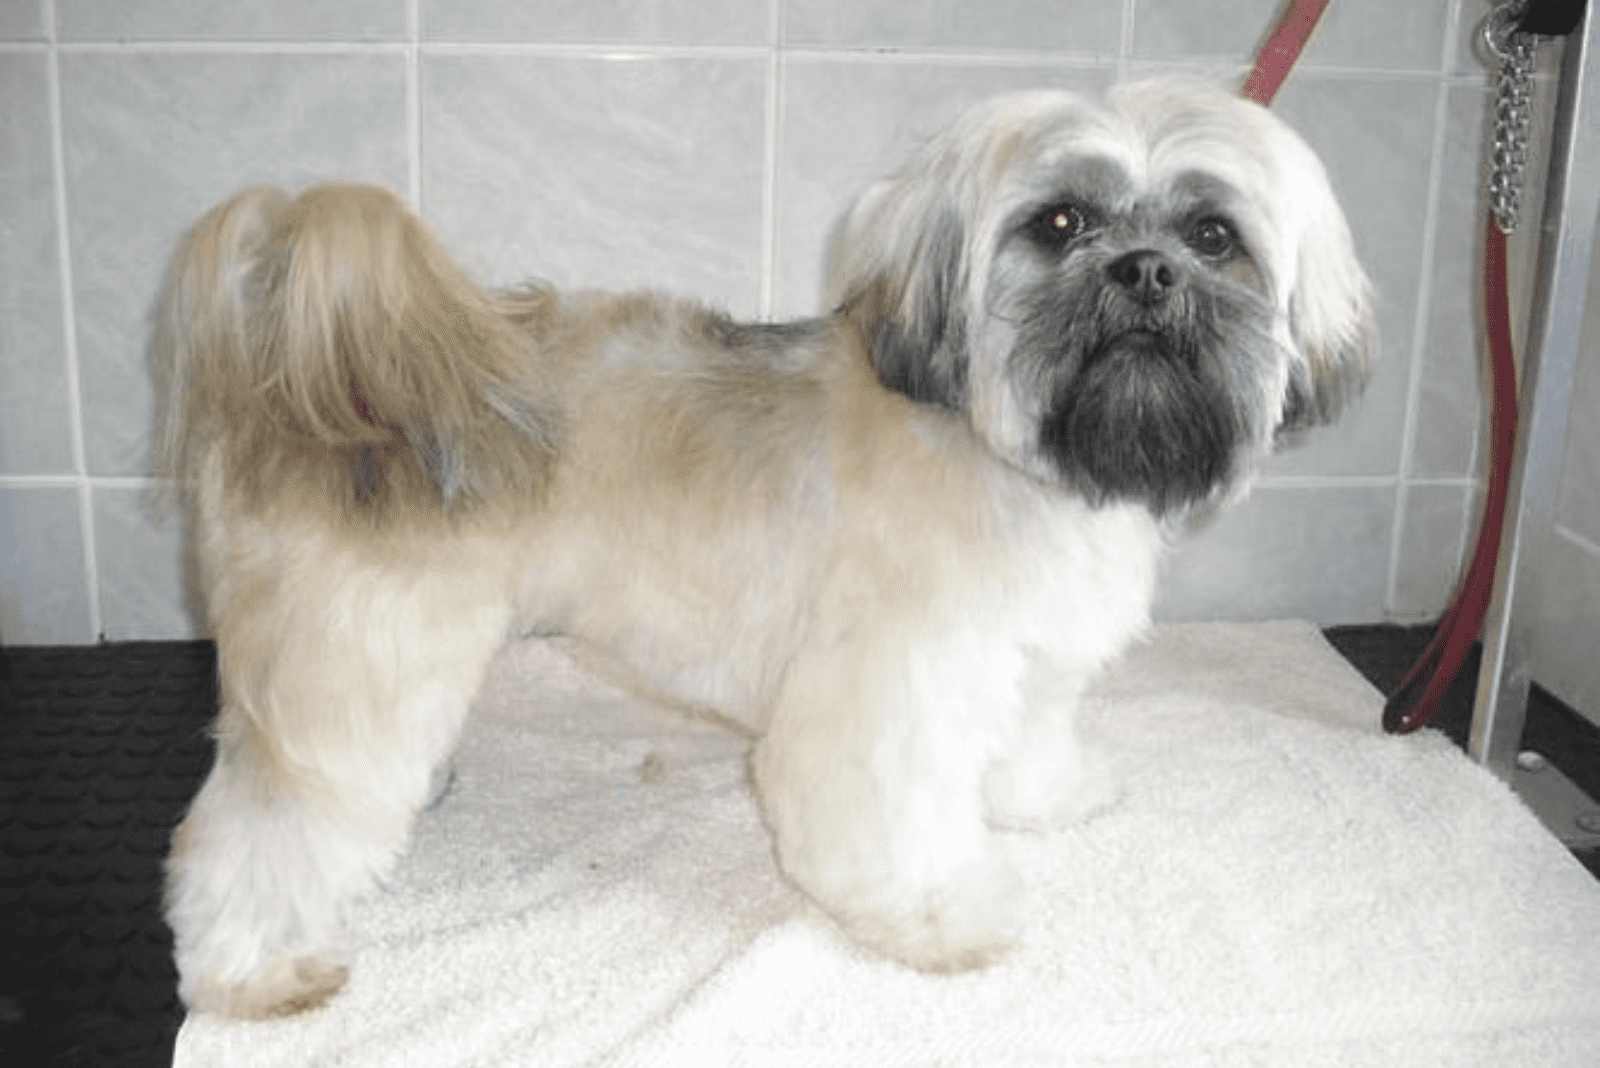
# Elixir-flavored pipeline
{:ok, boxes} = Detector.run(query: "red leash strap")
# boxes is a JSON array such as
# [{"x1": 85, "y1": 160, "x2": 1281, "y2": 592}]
[
  {"x1": 1383, "y1": 220, "x2": 1521, "y2": 732},
  {"x1": 1241, "y1": 0, "x2": 1334, "y2": 105}
]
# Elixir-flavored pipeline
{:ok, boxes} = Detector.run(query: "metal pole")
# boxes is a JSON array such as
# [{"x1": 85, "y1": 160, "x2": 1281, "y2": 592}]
[{"x1": 1471, "y1": 3, "x2": 1600, "y2": 778}]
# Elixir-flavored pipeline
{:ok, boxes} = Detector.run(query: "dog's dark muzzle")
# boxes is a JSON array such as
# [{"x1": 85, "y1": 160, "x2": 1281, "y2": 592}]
[
  {"x1": 1086, "y1": 326, "x2": 1197, "y2": 374},
  {"x1": 1040, "y1": 320, "x2": 1238, "y2": 516}
]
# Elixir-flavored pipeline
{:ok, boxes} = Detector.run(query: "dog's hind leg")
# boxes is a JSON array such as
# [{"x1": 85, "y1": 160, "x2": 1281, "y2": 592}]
[{"x1": 165, "y1": 531, "x2": 513, "y2": 1018}]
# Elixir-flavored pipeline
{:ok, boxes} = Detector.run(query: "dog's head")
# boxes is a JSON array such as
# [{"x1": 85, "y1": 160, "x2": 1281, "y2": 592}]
[{"x1": 828, "y1": 78, "x2": 1375, "y2": 516}]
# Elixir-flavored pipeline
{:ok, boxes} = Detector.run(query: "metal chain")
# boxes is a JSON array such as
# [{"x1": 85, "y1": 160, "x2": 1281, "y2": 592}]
[{"x1": 1481, "y1": 0, "x2": 1541, "y2": 234}]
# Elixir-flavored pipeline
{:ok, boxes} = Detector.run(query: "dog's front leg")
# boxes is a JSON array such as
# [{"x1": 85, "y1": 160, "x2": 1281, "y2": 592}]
[
  {"x1": 751, "y1": 635, "x2": 1026, "y2": 971},
  {"x1": 983, "y1": 659, "x2": 1116, "y2": 831}
]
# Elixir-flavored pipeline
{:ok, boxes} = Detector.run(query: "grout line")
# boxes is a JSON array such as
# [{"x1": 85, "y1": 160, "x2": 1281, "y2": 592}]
[
  {"x1": 0, "y1": 470, "x2": 1451, "y2": 492},
  {"x1": 42, "y1": 38, "x2": 1098, "y2": 65},
  {"x1": 757, "y1": 0, "x2": 784, "y2": 320},
  {"x1": 42, "y1": 0, "x2": 102, "y2": 642},
  {"x1": 1119, "y1": 0, "x2": 1138, "y2": 81},
  {"x1": 782, "y1": 47, "x2": 1141, "y2": 70},
  {"x1": 1252, "y1": 474, "x2": 1409, "y2": 491},
  {"x1": 402, "y1": 41, "x2": 773, "y2": 61},
  {"x1": 1384, "y1": 73, "x2": 1455, "y2": 619},
  {"x1": 1435, "y1": 0, "x2": 1490, "y2": 624},
  {"x1": 1554, "y1": 523, "x2": 1600, "y2": 559},
  {"x1": 1441, "y1": 0, "x2": 1465, "y2": 77},
  {"x1": 0, "y1": 475, "x2": 169, "y2": 490},
  {"x1": 1445, "y1": 10, "x2": 1494, "y2": 595},
  {"x1": 406, "y1": 0, "x2": 422, "y2": 210},
  {"x1": 53, "y1": 39, "x2": 414, "y2": 55},
  {"x1": 0, "y1": 475, "x2": 84, "y2": 490},
  {"x1": 91, "y1": 475, "x2": 167, "y2": 490},
  {"x1": 1380, "y1": 474, "x2": 1479, "y2": 488},
  {"x1": 1457, "y1": 480, "x2": 1485, "y2": 585},
  {"x1": 35, "y1": 35, "x2": 1480, "y2": 84}
]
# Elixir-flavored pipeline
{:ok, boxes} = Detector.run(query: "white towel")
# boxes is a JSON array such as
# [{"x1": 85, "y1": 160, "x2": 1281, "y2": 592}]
[{"x1": 175, "y1": 622, "x2": 1600, "y2": 1066}]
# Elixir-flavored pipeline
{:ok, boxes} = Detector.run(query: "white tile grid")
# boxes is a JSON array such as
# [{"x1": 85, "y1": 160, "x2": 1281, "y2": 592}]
[{"x1": 0, "y1": 0, "x2": 1526, "y2": 640}]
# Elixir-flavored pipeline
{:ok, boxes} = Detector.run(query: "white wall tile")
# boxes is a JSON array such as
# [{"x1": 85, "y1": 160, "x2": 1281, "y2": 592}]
[
  {"x1": 1, "y1": 0, "x2": 1562, "y2": 644},
  {"x1": 58, "y1": 51, "x2": 410, "y2": 477},
  {"x1": 0, "y1": 0, "x2": 44, "y2": 39},
  {"x1": 422, "y1": 0, "x2": 771, "y2": 46},
  {"x1": 1527, "y1": 42, "x2": 1598, "y2": 720},
  {"x1": 1413, "y1": 81, "x2": 1490, "y2": 481},
  {"x1": 1529, "y1": 528, "x2": 1600, "y2": 724},
  {"x1": 1259, "y1": 75, "x2": 1437, "y2": 481},
  {"x1": 1135, "y1": 0, "x2": 1452, "y2": 72},
  {"x1": 0, "y1": 54, "x2": 75, "y2": 476},
  {"x1": 0, "y1": 486, "x2": 93, "y2": 643},
  {"x1": 1390, "y1": 481, "x2": 1474, "y2": 620},
  {"x1": 422, "y1": 54, "x2": 768, "y2": 314},
  {"x1": 1154, "y1": 485, "x2": 1396, "y2": 625},
  {"x1": 92, "y1": 484, "x2": 201, "y2": 640},
  {"x1": 771, "y1": 59, "x2": 1114, "y2": 319},
  {"x1": 1554, "y1": 245, "x2": 1600, "y2": 544},
  {"x1": 56, "y1": 0, "x2": 406, "y2": 41},
  {"x1": 783, "y1": 0, "x2": 1125, "y2": 54}
]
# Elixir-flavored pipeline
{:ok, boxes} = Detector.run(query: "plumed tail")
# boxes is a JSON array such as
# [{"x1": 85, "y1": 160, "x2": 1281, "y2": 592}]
[{"x1": 153, "y1": 183, "x2": 558, "y2": 518}]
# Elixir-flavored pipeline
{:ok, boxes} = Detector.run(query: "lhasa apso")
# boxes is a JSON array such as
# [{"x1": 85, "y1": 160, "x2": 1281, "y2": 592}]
[{"x1": 158, "y1": 78, "x2": 1373, "y2": 1018}]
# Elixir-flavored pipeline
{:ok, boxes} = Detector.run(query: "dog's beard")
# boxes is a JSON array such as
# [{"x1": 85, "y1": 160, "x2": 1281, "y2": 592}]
[
  {"x1": 1016, "y1": 276, "x2": 1276, "y2": 516},
  {"x1": 1042, "y1": 331, "x2": 1238, "y2": 515}
]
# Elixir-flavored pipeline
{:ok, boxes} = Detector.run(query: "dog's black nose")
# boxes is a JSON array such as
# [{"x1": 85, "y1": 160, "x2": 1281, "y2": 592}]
[{"x1": 1107, "y1": 251, "x2": 1180, "y2": 304}]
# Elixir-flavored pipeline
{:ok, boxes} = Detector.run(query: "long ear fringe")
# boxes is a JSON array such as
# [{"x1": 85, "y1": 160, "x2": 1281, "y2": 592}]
[
  {"x1": 826, "y1": 161, "x2": 971, "y2": 411},
  {"x1": 152, "y1": 183, "x2": 560, "y2": 517},
  {"x1": 1282, "y1": 200, "x2": 1378, "y2": 435}
]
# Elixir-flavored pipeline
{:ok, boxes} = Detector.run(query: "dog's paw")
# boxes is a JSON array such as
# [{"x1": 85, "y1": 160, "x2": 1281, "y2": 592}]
[
  {"x1": 186, "y1": 955, "x2": 350, "y2": 1019},
  {"x1": 834, "y1": 853, "x2": 1025, "y2": 973},
  {"x1": 985, "y1": 740, "x2": 1117, "y2": 831}
]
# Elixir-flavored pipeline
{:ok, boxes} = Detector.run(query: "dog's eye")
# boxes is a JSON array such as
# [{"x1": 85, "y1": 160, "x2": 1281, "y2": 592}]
[
  {"x1": 1186, "y1": 217, "x2": 1238, "y2": 259},
  {"x1": 1029, "y1": 203, "x2": 1093, "y2": 248}
]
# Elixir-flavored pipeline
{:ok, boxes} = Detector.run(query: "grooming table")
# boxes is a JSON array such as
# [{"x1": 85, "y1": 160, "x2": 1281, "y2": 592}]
[{"x1": 175, "y1": 622, "x2": 1600, "y2": 1066}]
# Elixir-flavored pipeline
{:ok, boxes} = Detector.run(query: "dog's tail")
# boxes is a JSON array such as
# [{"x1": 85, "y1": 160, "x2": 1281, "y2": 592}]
[{"x1": 152, "y1": 183, "x2": 558, "y2": 517}]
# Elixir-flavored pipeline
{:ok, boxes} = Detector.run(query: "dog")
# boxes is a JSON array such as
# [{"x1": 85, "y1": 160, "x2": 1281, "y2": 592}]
[{"x1": 156, "y1": 77, "x2": 1373, "y2": 1019}]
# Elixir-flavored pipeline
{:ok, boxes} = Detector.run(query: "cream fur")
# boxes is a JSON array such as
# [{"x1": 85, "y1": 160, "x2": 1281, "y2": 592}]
[{"x1": 157, "y1": 79, "x2": 1373, "y2": 1018}]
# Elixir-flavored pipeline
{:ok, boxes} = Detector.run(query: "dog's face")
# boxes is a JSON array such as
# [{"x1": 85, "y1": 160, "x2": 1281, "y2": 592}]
[{"x1": 829, "y1": 79, "x2": 1375, "y2": 516}]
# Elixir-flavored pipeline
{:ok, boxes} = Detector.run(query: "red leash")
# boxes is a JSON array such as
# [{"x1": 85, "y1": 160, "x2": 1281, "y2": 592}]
[
  {"x1": 1383, "y1": 222, "x2": 1521, "y2": 732},
  {"x1": 1236, "y1": 0, "x2": 1524, "y2": 733},
  {"x1": 1241, "y1": 0, "x2": 1334, "y2": 105}
]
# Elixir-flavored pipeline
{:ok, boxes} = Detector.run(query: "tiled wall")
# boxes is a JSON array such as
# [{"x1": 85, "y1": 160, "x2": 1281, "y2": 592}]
[
  {"x1": 1530, "y1": 223, "x2": 1600, "y2": 720},
  {"x1": 0, "y1": 0, "x2": 1525, "y2": 644}
]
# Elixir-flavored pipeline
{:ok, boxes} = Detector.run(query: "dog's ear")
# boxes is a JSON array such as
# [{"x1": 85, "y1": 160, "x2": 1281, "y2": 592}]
[
  {"x1": 1276, "y1": 149, "x2": 1378, "y2": 438},
  {"x1": 826, "y1": 178, "x2": 971, "y2": 411}
]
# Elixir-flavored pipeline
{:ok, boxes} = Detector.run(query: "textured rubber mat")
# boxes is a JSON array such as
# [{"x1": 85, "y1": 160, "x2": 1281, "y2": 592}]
[
  {"x1": 1, "y1": 642, "x2": 217, "y2": 1068},
  {"x1": 1325, "y1": 624, "x2": 1600, "y2": 806}
]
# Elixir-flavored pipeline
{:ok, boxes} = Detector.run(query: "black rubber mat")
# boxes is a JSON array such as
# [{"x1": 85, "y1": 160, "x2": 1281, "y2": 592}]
[
  {"x1": 1, "y1": 643, "x2": 217, "y2": 1068},
  {"x1": 2, "y1": 627, "x2": 1596, "y2": 1066},
  {"x1": 1324, "y1": 624, "x2": 1600, "y2": 806}
]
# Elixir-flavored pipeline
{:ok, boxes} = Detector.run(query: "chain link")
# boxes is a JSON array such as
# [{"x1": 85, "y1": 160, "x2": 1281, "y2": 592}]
[{"x1": 1481, "y1": 0, "x2": 1541, "y2": 234}]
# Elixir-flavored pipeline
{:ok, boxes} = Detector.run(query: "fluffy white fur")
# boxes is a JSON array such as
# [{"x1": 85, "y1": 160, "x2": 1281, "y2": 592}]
[{"x1": 156, "y1": 79, "x2": 1373, "y2": 1019}]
